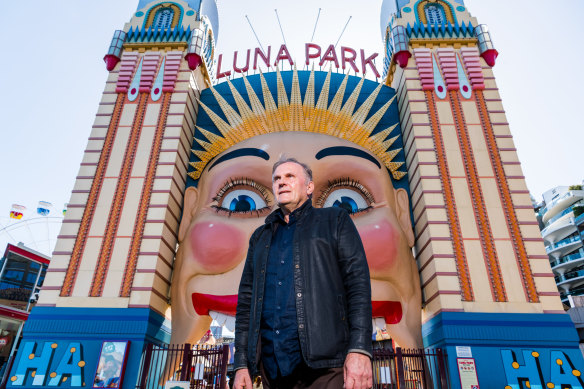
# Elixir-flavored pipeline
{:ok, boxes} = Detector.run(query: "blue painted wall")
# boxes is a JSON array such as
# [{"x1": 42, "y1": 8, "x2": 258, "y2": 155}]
[
  {"x1": 7, "y1": 307, "x2": 170, "y2": 389},
  {"x1": 424, "y1": 312, "x2": 584, "y2": 388}
]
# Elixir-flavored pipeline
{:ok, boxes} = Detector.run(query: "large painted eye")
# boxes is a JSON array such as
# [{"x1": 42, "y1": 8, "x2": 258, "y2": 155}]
[
  {"x1": 323, "y1": 189, "x2": 369, "y2": 214},
  {"x1": 317, "y1": 178, "x2": 375, "y2": 215},
  {"x1": 213, "y1": 178, "x2": 271, "y2": 216},
  {"x1": 221, "y1": 190, "x2": 267, "y2": 212}
]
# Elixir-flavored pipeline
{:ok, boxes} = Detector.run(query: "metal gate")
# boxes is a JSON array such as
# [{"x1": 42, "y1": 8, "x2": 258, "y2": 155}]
[
  {"x1": 136, "y1": 344, "x2": 230, "y2": 389},
  {"x1": 372, "y1": 348, "x2": 450, "y2": 389}
]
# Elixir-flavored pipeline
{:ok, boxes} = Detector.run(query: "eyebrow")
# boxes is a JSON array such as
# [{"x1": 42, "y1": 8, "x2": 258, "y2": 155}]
[
  {"x1": 315, "y1": 146, "x2": 381, "y2": 169},
  {"x1": 207, "y1": 148, "x2": 270, "y2": 171}
]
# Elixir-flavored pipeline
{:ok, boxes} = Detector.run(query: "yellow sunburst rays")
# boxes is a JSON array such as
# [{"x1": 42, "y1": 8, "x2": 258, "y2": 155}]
[{"x1": 188, "y1": 67, "x2": 405, "y2": 180}]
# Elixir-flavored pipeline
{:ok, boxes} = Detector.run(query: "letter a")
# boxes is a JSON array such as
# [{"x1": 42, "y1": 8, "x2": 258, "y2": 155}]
[{"x1": 274, "y1": 44, "x2": 294, "y2": 67}]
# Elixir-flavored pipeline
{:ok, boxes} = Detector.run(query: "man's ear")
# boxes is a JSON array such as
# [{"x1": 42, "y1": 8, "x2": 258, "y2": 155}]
[
  {"x1": 306, "y1": 181, "x2": 315, "y2": 196},
  {"x1": 395, "y1": 188, "x2": 415, "y2": 247},
  {"x1": 178, "y1": 186, "x2": 199, "y2": 243}
]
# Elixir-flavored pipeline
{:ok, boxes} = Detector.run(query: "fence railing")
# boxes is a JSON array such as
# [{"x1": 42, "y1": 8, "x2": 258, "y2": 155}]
[
  {"x1": 136, "y1": 343, "x2": 229, "y2": 389},
  {"x1": 136, "y1": 344, "x2": 448, "y2": 389},
  {"x1": 372, "y1": 347, "x2": 450, "y2": 389}
]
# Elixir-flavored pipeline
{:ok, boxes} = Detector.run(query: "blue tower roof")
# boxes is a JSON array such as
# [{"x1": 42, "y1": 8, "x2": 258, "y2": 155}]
[
  {"x1": 137, "y1": 0, "x2": 200, "y2": 11},
  {"x1": 380, "y1": 0, "x2": 466, "y2": 40},
  {"x1": 135, "y1": 0, "x2": 219, "y2": 41}
]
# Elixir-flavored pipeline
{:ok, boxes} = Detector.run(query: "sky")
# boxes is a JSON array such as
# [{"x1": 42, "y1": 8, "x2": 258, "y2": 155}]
[{"x1": 0, "y1": 0, "x2": 583, "y2": 253}]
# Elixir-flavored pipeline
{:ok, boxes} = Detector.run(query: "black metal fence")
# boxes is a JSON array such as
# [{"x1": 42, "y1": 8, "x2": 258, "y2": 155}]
[
  {"x1": 136, "y1": 343, "x2": 230, "y2": 389},
  {"x1": 136, "y1": 344, "x2": 448, "y2": 389},
  {"x1": 372, "y1": 348, "x2": 450, "y2": 389}
]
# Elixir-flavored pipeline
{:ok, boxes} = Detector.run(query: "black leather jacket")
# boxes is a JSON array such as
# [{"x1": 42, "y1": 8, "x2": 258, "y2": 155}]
[{"x1": 234, "y1": 202, "x2": 372, "y2": 375}]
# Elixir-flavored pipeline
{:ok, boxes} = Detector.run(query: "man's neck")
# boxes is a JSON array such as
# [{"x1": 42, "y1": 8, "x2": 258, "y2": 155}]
[{"x1": 279, "y1": 199, "x2": 309, "y2": 223}]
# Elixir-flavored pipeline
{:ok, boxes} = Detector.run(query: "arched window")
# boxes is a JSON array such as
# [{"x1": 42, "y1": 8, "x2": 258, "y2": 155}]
[
  {"x1": 153, "y1": 7, "x2": 174, "y2": 29},
  {"x1": 425, "y1": 4, "x2": 446, "y2": 25}
]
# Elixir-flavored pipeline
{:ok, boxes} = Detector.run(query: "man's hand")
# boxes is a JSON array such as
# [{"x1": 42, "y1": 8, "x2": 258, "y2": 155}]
[
  {"x1": 233, "y1": 368, "x2": 253, "y2": 389},
  {"x1": 343, "y1": 352, "x2": 373, "y2": 389}
]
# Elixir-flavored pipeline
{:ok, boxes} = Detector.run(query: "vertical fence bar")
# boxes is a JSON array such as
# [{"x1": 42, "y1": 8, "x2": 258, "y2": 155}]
[
  {"x1": 395, "y1": 347, "x2": 406, "y2": 388},
  {"x1": 138, "y1": 343, "x2": 154, "y2": 389},
  {"x1": 437, "y1": 348, "x2": 448, "y2": 389},
  {"x1": 179, "y1": 343, "x2": 191, "y2": 382},
  {"x1": 219, "y1": 344, "x2": 229, "y2": 389}
]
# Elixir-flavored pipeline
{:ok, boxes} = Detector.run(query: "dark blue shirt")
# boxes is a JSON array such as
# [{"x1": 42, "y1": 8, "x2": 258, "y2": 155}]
[{"x1": 260, "y1": 203, "x2": 307, "y2": 379}]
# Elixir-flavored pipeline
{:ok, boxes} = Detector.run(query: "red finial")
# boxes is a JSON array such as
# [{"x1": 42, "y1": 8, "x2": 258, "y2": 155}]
[
  {"x1": 481, "y1": 49, "x2": 499, "y2": 67},
  {"x1": 395, "y1": 51, "x2": 412, "y2": 68},
  {"x1": 185, "y1": 53, "x2": 203, "y2": 71},
  {"x1": 103, "y1": 55, "x2": 121, "y2": 71}
]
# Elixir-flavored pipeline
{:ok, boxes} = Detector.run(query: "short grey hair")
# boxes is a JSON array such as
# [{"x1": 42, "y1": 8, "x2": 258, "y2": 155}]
[{"x1": 271, "y1": 157, "x2": 313, "y2": 182}]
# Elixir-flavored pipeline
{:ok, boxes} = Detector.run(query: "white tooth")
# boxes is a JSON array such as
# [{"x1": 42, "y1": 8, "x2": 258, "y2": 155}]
[
  {"x1": 374, "y1": 317, "x2": 386, "y2": 331},
  {"x1": 225, "y1": 316, "x2": 235, "y2": 332},
  {"x1": 209, "y1": 311, "x2": 236, "y2": 332},
  {"x1": 209, "y1": 310, "x2": 230, "y2": 326}
]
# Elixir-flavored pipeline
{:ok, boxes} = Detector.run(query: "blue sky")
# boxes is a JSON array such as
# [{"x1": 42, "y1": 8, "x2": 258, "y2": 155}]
[{"x1": 0, "y1": 0, "x2": 582, "y2": 252}]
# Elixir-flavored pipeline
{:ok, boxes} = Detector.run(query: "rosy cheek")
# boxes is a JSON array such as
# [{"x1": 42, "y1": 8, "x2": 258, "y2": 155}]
[
  {"x1": 190, "y1": 222, "x2": 246, "y2": 273},
  {"x1": 358, "y1": 220, "x2": 399, "y2": 274}
]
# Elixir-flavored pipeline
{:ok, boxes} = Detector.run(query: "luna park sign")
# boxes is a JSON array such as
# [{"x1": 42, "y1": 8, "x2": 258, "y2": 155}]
[{"x1": 216, "y1": 43, "x2": 381, "y2": 79}]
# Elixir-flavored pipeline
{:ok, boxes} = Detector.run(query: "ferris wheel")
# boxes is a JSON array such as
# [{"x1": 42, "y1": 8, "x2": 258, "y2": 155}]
[{"x1": 0, "y1": 202, "x2": 65, "y2": 257}]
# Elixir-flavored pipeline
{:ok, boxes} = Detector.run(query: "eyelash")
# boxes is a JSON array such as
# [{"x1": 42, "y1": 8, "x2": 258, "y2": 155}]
[
  {"x1": 315, "y1": 178, "x2": 375, "y2": 212},
  {"x1": 211, "y1": 177, "x2": 271, "y2": 216}
]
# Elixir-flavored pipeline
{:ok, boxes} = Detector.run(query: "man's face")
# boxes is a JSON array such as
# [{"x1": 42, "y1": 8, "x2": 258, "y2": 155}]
[
  {"x1": 271, "y1": 162, "x2": 314, "y2": 213},
  {"x1": 171, "y1": 132, "x2": 422, "y2": 348}
]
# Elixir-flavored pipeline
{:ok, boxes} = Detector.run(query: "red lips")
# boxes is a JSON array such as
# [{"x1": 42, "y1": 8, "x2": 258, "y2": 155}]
[{"x1": 192, "y1": 293, "x2": 402, "y2": 324}]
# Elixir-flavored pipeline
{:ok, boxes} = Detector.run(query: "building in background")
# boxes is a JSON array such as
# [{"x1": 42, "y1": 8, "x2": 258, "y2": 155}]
[
  {"x1": 0, "y1": 243, "x2": 49, "y2": 380},
  {"x1": 537, "y1": 184, "x2": 584, "y2": 306}
]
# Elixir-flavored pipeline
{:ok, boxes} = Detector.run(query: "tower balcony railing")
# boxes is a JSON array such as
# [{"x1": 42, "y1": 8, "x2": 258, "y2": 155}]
[
  {"x1": 576, "y1": 212, "x2": 584, "y2": 226},
  {"x1": 540, "y1": 191, "x2": 584, "y2": 224},
  {"x1": 560, "y1": 284, "x2": 584, "y2": 303},
  {"x1": 550, "y1": 249, "x2": 584, "y2": 272},
  {"x1": 546, "y1": 235, "x2": 582, "y2": 254},
  {"x1": 541, "y1": 216, "x2": 576, "y2": 243},
  {"x1": 555, "y1": 269, "x2": 584, "y2": 286},
  {"x1": 544, "y1": 207, "x2": 575, "y2": 228}
]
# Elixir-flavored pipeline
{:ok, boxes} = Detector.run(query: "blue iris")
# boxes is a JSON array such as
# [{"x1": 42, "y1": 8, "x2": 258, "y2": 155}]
[
  {"x1": 333, "y1": 196, "x2": 359, "y2": 213},
  {"x1": 229, "y1": 195, "x2": 256, "y2": 212}
]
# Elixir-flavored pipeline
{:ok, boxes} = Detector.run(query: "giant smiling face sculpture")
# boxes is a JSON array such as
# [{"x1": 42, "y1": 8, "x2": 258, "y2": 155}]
[{"x1": 171, "y1": 131, "x2": 422, "y2": 348}]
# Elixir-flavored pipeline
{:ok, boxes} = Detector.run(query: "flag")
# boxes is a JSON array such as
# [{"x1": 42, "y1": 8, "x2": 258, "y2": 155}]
[
  {"x1": 37, "y1": 201, "x2": 52, "y2": 216},
  {"x1": 9, "y1": 204, "x2": 26, "y2": 219}
]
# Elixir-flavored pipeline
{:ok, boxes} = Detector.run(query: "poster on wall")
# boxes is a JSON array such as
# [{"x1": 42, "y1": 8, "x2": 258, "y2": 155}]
[
  {"x1": 93, "y1": 341, "x2": 130, "y2": 388},
  {"x1": 457, "y1": 358, "x2": 479, "y2": 389}
]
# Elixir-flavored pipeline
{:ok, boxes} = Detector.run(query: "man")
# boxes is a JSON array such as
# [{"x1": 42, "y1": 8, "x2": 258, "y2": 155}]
[{"x1": 233, "y1": 158, "x2": 373, "y2": 389}]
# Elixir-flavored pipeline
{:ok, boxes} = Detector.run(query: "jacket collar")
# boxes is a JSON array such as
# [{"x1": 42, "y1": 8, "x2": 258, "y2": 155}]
[{"x1": 265, "y1": 199, "x2": 313, "y2": 225}]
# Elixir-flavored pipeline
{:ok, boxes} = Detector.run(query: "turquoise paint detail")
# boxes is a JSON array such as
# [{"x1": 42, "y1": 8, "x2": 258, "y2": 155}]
[
  {"x1": 142, "y1": 2, "x2": 185, "y2": 30},
  {"x1": 12, "y1": 342, "x2": 55, "y2": 386},
  {"x1": 11, "y1": 342, "x2": 85, "y2": 386},
  {"x1": 126, "y1": 25, "x2": 191, "y2": 43},
  {"x1": 456, "y1": 6, "x2": 465, "y2": 11},
  {"x1": 151, "y1": 57, "x2": 165, "y2": 101},
  {"x1": 135, "y1": 11, "x2": 144, "y2": 17},
  {"x1": 550, "y1": 350, "x2": 584, "y2": 388},
  {"x1": 46, "y1": 343, "x2": 84, "y2": 387},
  {"x1": 413, "y1": 0, "x2": 458, "y2": 26},
  {"x1": 403, "y1": 6, "x2": 411, "y2": 12},
  {"x1": 456, "y1": 54, "x2": 472, "y2": 99},
  {"x1": 432, "y1": 54, "x2": 447, "y2": 99},
  {"x1": 501, "y1": 349, "x2": 544, "y2": 389},
  {"x1": 128, "y1": 57, "x2": 143, "y2": 102},
  {"x1": 186, "y1": 10, "x2": 195, "y2": 16}
]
